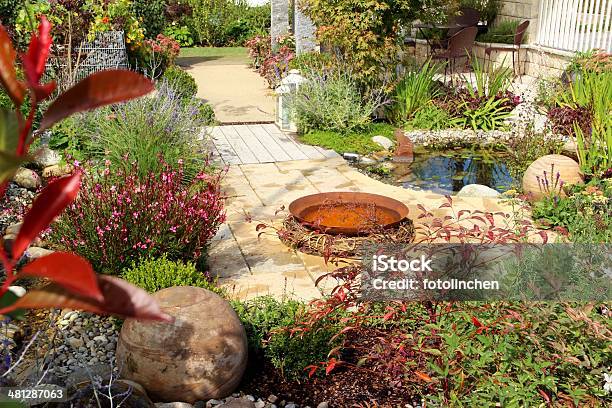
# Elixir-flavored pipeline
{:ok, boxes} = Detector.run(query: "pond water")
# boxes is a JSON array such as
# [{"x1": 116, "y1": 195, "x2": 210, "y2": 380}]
[{"x1": 364, "y1": 147, "x2": 518, "y2": 195}]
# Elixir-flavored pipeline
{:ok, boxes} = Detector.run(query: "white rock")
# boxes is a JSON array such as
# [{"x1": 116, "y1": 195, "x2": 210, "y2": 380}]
[
  {"x1": 254, "y1": 402, "x2": 265, "y2": 408},
  {"x1": 456, "y1": 184, "x2": 501, "y2": 198},
  {"x1": 372, "y1": 135, "x2": 394, "y2": 150},
  {"x1": 5, "y1": 223, "x2": 21, "y2": 236},
  {"x1": 93, "y1": 335, "x2": 108, "y2": 343},
  {"x1": 34, "y1": 146, "x2": 61, "y2": 168},
  {"x1": 26, "y1": 247, "x2": 54, "y2": 259},
  {"x1": 317, "y1": 403, "x2": 329, "y2": 408},
  {"x1": 12, "y1": 168, "x2": 41, "y2": 190},
  {"x1": 359, "y1": 157, "x2": 377, "y2": 165},
  {"x1": 8, "y1": 286, "x2": 26, "y2": 297},
  {"x1": 155, "y1": 403, "x2": 194, "y2": 408}
]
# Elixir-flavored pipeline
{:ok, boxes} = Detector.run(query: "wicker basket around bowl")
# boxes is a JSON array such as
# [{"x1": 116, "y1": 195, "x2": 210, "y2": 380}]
[{"x1": 279, "y1": 215, "x2": 415, "y2": 259}]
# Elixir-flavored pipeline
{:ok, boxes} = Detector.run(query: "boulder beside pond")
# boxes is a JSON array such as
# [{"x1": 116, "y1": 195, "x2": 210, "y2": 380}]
[
  {"x1": 457, "y1": 184, "x2": 501, "y2": 198},
  {"x1": 116, "y1": 286, "x2": 248, "y2": 404}
]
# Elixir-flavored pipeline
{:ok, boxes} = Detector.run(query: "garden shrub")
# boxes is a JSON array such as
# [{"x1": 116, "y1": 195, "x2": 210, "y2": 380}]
[
  {"x1": 188, "y1": 0, "x2": 268, "y2": 46},
  {"x1": 246, "y1": 34, "x2": 295, "y2": 87},
  {"x1": 288, "y1": 51, "x2": 334, "y2": 73},
  {"x1": 292, "y1": 68, "x2": 378, "y2": 133},
  {"x1": 301, "y1": 0, "x2": 456, "y2": 89},
  {"x1": 477, "y1": 20, "x2": 522, "y2": 44},
  {"x1": 161, "y1": 65, "x2": 198, "y2": 99},
  {"x1": 164, "y1": 23, "x2": 194, "y2": 47},
  {"x1": 50, "y1": 161, "x2": 226, "y2": 273},
  {"x1": 232, "y1": 296, "x2": 340, "y2": 380},
  {"x1": 460, "y1": 0, "x2": 500, "y2": 24},
  {"x1": 131, "y1": 34, "x2": 181, "y2": 78},
  {"x1": 532, "y1": 179, "x2": 612, "y2": 243},
  {"x1": 70, "y1": 81, "x2": 208, "y2": 180},
  {"x1": 133, "y1": 0, "x2": 167, "y2": 38},
  {"x1": 121, "y1": 255, "x2": 224, "y2": 294}
]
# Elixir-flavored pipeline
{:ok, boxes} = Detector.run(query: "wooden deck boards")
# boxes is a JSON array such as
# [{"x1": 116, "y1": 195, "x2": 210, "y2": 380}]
[{"x1": 210, "y1": 124, "x2": 339, "y2": 165}]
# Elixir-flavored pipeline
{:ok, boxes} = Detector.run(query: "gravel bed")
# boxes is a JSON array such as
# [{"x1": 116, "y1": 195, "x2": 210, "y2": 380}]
[
  {"x1": 0, "y1": 182, "x2": 35, "y2": 235},
  {"x1": 43, "y1": 311, "x2": 121, "y2": 379}
]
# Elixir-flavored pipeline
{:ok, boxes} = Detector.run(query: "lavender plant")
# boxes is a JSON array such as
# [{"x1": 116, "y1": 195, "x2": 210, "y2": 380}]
[{"x1": 70, "y1": 81, "x2": 210, "y2": 180}]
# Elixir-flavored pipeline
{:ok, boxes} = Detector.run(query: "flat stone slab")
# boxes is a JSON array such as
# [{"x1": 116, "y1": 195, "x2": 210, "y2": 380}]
[{"x1": 208, "y1": 156, "x2": 520, "y2": 301}]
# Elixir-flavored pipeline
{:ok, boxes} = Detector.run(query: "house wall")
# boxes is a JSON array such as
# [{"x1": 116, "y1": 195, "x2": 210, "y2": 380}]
[{"x1": 496, "y1": 0, "x2": 540, "y2": 38}]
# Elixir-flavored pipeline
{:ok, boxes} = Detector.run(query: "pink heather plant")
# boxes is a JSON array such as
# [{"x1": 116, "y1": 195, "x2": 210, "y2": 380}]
[{"x1": 49, "y1": 161, "x2": 225, "y2": 273}]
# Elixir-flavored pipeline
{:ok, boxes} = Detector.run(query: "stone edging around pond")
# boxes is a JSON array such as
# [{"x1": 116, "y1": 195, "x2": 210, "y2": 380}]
[{"x1": 403, "y1": 129, "x2": 513, "y2": 149}]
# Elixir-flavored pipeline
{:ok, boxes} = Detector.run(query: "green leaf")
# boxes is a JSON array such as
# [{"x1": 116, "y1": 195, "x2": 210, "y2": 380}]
[
  {"x1": 0, "y1": 290, "x2": 25, "y2": 320},
  {"x1": 0, "y1": 108, "x2": 18, "y2": 153},
  {"x1": 0, "y1": 151, "x2": 27, "y2": 183}
]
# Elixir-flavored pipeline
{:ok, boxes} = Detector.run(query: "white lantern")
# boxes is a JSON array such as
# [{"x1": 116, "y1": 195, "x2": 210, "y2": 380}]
[{"x1": 275, "y1": 69, "x2": 306, "y2": 133}]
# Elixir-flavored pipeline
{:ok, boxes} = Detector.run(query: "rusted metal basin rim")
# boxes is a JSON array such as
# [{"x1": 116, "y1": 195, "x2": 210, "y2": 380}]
[{"x1": 288, "y1": 192, "x2": 409, "y2": 236}]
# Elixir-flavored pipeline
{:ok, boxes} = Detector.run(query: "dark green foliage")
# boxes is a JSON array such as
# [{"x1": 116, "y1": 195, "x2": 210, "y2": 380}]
[
  {"x1": 161, "y1": 65, "x2": 198, "y2": 99},
  {"x1": 188, "y1": 1, "x2": 270, "y2": 46},
  {"x1": 477, "y1": 20, "x2": 523, "y2": 44},
  {"x1": 121, "y1": 255, "x2": 224, "y2": 294},
  {"x1": 0, "y1": 0, "x2": 20, "y2": 30},
  {"x1": 232, "y1": 296, "x2": 340, "y2": 380},
  {"x1": 134, "y1": 0, "x2": 168, "y2": 38},
  {"x1": 460, "y1": 0, "x2": 500, "y2": 24},
  {"x1": 405, "y1": 104, "x2": 453, "y2": 131}
]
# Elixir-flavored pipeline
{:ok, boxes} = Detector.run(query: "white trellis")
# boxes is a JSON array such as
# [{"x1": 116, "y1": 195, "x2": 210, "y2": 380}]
[{"x1": 536, "y1": 0, "x2": 612, "y2": 52}]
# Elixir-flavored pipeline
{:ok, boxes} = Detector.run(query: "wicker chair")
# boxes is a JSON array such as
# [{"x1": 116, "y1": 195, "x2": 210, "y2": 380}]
[
  {"x1": 432, "y1": 26, "x2": 479, "y2": 81},
  {"x1": 484, "y1": 20, "x2": 530, "y2": 76},
  {"x1": 430, "y1": 7, "x2": 481, "y2": 53}
]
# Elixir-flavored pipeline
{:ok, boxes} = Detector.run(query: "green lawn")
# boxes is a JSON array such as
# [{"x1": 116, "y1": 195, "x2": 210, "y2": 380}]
[
  {"x1": 298, "y1": 123, "x2": 396, "y2": 155},
  {"x1": 178, "y1": 47, "x2": 249, "y2": 65}
]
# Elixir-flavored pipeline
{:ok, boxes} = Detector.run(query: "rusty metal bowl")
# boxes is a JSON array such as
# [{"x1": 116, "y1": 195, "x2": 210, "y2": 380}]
[{"x1": 288, "y1": 192, "x2": 409, "y2": 236}]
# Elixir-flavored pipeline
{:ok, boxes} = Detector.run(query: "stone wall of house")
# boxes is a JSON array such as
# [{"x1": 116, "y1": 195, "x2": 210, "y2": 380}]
[{"x1": 496, "y1": 0, "x2": 540, "y2": 39}]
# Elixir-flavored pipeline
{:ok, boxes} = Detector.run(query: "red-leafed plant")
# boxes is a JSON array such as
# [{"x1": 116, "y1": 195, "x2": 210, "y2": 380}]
[{"x1": 0, "y1": 17, "x2": 171, "y2": 322}]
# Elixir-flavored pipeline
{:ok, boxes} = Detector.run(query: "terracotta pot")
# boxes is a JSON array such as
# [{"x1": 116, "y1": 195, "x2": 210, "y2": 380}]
[
  {"x1": 116, "y1": 287, "x2": 247, "y2": 403},
  {"x1": 522, "y1": 154, "x2": 583, "y2": 200}
]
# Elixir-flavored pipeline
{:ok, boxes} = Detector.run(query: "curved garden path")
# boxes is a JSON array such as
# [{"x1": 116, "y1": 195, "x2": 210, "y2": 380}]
[
  {"x1": 206, "y1": 125, "x2": 516, "y2": 301},
  {"x1": 178, "y1": 50, "x2": 275, "y2": 123}
]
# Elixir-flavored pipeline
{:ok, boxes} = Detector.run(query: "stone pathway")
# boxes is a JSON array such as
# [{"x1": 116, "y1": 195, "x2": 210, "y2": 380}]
[
  {"x1": 181, "y1": 59, "x2": 276, "y2": 124},
  {"x1": 207, "y1": 127, "x2": 516, "y2": 301},
  {"x1": 209, "y1": 124, "x2": 339, "y2": 165}
]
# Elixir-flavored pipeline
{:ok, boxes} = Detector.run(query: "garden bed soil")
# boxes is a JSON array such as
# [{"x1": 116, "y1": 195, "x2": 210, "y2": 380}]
[{"x1": 240, "y1": 331, "x2": 420, "y2": 408}]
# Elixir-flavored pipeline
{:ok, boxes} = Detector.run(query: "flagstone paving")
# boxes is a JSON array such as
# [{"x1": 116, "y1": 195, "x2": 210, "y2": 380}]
[{"x1": 207, "y1": 127, "x2": 517, "y2": 301}]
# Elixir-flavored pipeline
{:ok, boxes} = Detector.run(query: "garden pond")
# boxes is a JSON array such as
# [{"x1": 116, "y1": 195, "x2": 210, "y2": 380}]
[{"x1": 362, "y1": 146, "x2": 518, "y2": 195}]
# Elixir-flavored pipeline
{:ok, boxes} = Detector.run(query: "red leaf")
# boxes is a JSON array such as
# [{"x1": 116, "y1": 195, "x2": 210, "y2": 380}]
[
  {"x1": 415, "y1": 371, "x2": 433, "y2": 382},
  {"x1": 255, "y1": 223, "x2": 267, "y2": 231},
  {"x1": 40, "y1": 70, "x2": 154, "y2": 130},
  {"x1": 19, "y1": 252, "x2": 102, "y2": 301},
  {"x1": 0, "y1": 25, "x2": 25, "y2": 105},
  {"x1": 471, "y1": 316, "x2": 483, "y2": 328},
  {"x1": 305, "y1": 365, "x2": 318, "y2": 378},
  {"x1": 12, "y1": 173, "x2": 81, "y2": 260},
  {"x1": 31, "y1": 80, "x2": 56, "y2": 101},
  {"x1": 538, "y1": 389, "x2": 551, "y2": 403},
  {"x1": 4, "y1": 275, "x2": 173, "y2": 322},
  {"x1": 325, "y1": 358, "x2": 338, "y2": 375},
  {"x1": 23, "y1": 16, "x2": 52, "y2": 86},
  {"x1": 538, "y1": 230, "x2": 549, "y2": 244}
]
